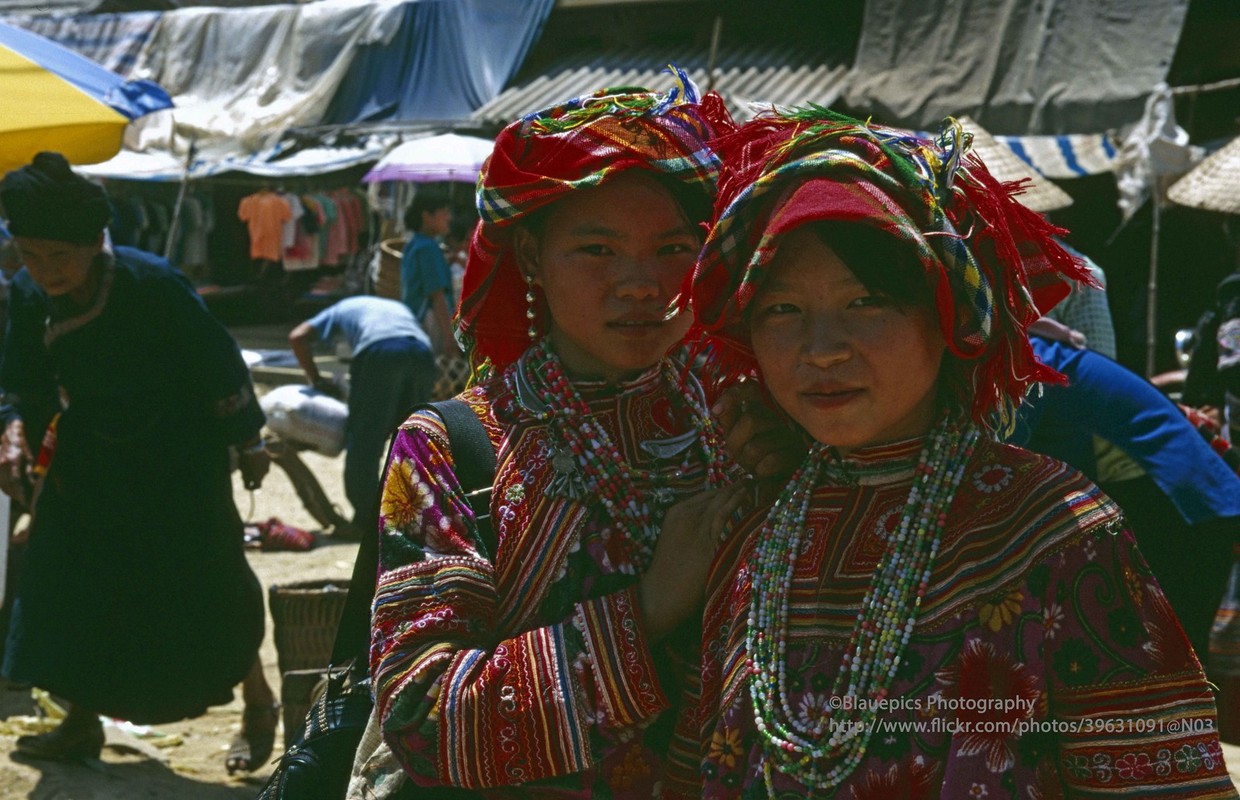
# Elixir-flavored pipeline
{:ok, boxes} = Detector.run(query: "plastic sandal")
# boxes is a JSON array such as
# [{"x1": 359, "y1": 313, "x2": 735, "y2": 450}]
[{"x1": 225, "y1": 701, "x2": 280, "y2": 774}]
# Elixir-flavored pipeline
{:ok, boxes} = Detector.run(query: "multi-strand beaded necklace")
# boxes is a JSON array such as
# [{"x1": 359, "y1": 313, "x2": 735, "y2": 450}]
[
  {"x1": 747, "y1": 416, "x2": 980, "y2": 792},
  {"x1": 511, "y1": 340, "x2": 731, "y2": 565}
]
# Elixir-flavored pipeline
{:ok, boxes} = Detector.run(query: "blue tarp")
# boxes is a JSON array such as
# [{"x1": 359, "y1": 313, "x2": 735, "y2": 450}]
[{"x1": 323, "y1": 0, "x2": 553, "y2": 125}]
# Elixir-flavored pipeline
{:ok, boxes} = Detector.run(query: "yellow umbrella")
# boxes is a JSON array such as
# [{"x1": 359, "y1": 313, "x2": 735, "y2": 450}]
[{"x1": 0, "y1": 21, "x2": 172, "y2": 175}]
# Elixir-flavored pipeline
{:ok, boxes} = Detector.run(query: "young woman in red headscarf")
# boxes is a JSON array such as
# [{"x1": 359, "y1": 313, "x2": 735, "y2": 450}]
[
  {"x1": 360, "y1": 74, "x2": 750, "y2": 798},
  {"x1": 681, "y1": 109, "x2": 1236, "y2": 798}
]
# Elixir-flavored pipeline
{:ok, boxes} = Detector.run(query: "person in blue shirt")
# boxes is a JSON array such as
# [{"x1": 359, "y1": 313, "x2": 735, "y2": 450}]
[
  {"x1": 289, "y1": 296, "x2": 435, "y2": 538},
  {"x1": 399, "y1": 192, "x2": 455, "y2": 355},
  {"x1": 1012, "y1": 333, "x2": 1240, "y2": 657}
]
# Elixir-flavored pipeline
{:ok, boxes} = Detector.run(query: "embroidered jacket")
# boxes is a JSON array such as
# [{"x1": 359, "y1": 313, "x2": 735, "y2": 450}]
[
  {"x1": 371, "y1": 360, "x2": 723, "y2": 797},
  {"x1": 690, "y1": 435, "x2": 1236, "y2": 799}
]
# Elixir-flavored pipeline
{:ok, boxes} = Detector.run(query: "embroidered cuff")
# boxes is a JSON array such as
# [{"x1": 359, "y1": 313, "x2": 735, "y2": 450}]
[
  {"x1": 1055, "y1": 670, "x2": 1232, "y2": 794},
  {"x1": 571, "y1": 586, "x2": 669, "y2": 728}
]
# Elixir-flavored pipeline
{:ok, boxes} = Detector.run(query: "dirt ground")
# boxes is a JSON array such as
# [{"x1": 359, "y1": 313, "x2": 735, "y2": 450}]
[{"x1": 0, "y1": 447, "x2": 356, "y2": 800}]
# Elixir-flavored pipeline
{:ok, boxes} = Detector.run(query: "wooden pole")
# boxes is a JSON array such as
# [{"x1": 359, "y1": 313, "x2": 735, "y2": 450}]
[{"x1": 1146, "y1": 194, "x2": 1162, "y2": 377}]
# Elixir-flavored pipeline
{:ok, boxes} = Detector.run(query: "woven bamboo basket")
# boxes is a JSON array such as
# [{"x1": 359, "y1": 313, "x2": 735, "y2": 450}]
[
  {"x1": 279, "y1": 668, "x2": 330, "y2": 750},
  {"x1": 371, "y1": 237, "x2": 406, "y2": 300},
  {"x1": 268, "y1": 579, "x2": 351, "y2": 676}
]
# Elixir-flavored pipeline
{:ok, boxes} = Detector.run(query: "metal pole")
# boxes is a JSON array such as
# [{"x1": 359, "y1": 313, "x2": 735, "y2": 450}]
[
  {"x1": 164, "y1": 138, "x2": 197, "y2": 262},
  {"x1": 707, "y1": 16, "x2": 723, "y2": 92},
  {"x1": 1145, "y1": 194, "x2": 1162, "y2": 377}
]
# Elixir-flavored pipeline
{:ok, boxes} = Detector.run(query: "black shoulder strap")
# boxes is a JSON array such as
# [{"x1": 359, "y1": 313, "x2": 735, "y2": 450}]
[
  {"x1": 330, "y1": 398, "x2": 497, "y2": 663},
  {"x1": 431, "y1": 398, "x2": 498, "y2": 558}
]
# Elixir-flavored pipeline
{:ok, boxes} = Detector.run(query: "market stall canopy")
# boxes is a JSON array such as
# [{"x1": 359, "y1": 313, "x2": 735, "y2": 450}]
[
  {"x1": 0, "y1": 19, "x2": 172, "y2": 174},
  {"x1": 9, "y1": 0, "x2": 553, "y2": 160},
  {"x1": 0, "y1": 0, "x2": 310, "y2": 11},
  {"x1": 75, "y1": 142, "x2": 388, "y2": 181},
  {"x1": 363, "y1": 133, "x2": 493, "y2": 184},
  {"x1": 468, "y1": 6, "x2": 1122, "y2": 176},
  {"x1": 13, "y1": 11, "x2": 160, "y2": 78},
  {"x1": 323, "y1": 0, "x2": 551, "y2": 125},
  {"x1": 1167, "y1": 135, "x2": 1240, "y2": 215},
  {"x1": 73, "y1": 148, "x2": 183, "y2": 181}
]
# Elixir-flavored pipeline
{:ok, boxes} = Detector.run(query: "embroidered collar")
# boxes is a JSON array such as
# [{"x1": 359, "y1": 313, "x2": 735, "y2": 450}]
[
  {"x1": 820, "y1": 435, "x2": 925, "y2": 487},
  {"x1": 44, "y1": 251, "x2": 116, "y2": 347},
  {"x1": 511, "y1": 348, "x2": 665, "y2": 418}
]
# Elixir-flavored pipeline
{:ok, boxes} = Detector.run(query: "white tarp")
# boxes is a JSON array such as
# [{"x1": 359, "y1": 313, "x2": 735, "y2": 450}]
[
  {"x1": 76, "y1": 142, "x2": 391, "y2": 181},
  {"x1": 219, "y1": 143, "x2": 390, "y2": 178},
  {"x1": 126, "y1": 0, "x2": 405, "y2": 157},
  {"x1": 75, "y1": 149, "x2": 185, "y2": 181}
]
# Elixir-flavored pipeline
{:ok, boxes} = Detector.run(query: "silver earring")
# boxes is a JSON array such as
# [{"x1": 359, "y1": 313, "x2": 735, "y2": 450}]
[{"x1": 525, "y1": 275, "x2": 537, "y2": 341}]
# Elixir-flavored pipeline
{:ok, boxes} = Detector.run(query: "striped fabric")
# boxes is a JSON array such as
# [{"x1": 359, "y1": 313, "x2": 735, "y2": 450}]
[
  {"x1": 15, "y1": 12, "x2": 160, "y2": 78},
  {"x1": 371, "y1": 360, "x2": 727, "y2": 796},
  {"x1": 997, "y1": 132, "x2": 1119, "y2": 178}
]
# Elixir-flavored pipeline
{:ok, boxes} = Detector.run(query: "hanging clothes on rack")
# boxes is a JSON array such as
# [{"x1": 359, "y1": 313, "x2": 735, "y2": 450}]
[
  {"x1": 178, "y1": 190, "x2": 214, "y2": 282},
  {"x1": 237, "y1": 187, "x2": 291, "y2": 280}
]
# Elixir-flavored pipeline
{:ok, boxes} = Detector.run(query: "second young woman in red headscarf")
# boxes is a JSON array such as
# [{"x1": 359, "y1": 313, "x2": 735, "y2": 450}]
[{"x1": 681, "y1": 109, "x2": 1235, "y2": 798}]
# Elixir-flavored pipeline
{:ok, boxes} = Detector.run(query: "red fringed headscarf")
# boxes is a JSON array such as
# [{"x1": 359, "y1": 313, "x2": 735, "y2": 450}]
[
  {"x1": 457, "y1": 72, "x2": 734, "y2": 377},
  {"x1": 685, "y1": 108, "x2": 1095, "y2": 431}
]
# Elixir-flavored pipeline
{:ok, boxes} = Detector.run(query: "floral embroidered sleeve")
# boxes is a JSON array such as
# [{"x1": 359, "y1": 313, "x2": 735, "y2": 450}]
[
  {"x1": 371, "y1": 411, "x2": 670, "y2": 791},
  {"x1": 1038, "y1": 524, "x2": 1237, "y2": 798}
]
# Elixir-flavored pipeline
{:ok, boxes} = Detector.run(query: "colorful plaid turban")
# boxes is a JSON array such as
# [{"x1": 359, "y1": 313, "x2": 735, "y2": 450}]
[
  {"x1": 688, "y1": 107, "x2": 1094, "y2": 429},
  {"x1": 458, "y1": 68, "x2": 732, "y2": 375}
]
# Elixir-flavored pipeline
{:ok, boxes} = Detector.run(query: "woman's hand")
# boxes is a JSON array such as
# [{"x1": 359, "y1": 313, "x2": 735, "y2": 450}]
[
  {"x1": 0, "y1": 419, "x2": 32, "y2": 505},
  {"x1": 713, "y1": 382, "x2": 804, "y2": 482},
  {"x1": 637, "y1": 482, "x2": 750, "y2": 642},
  {"x1": 1029, "y1": 317, "x2": 1087, "y2": 348}
]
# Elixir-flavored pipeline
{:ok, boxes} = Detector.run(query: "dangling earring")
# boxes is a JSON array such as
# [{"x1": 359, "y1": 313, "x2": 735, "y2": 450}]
[{"x1": 524, "y1": 274, "x2": 538, "y2": 341}]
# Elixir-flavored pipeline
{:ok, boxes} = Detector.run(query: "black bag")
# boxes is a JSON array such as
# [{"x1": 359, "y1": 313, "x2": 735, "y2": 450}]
[{"x1": 258, "y1": 398, "x2": 497, "y2": 800}]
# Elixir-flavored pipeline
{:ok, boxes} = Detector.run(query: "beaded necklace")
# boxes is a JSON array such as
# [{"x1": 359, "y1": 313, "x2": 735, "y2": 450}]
[
  {"x1": 747, "y1": 416, "x2": 980, "y2": 792},
  {"x1": 511, "y1": 340, "x2": 730, "y2": 565}
]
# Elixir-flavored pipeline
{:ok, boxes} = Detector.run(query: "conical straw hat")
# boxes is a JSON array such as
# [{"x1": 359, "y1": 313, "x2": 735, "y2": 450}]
[
  {"x1": 1168, "y1": 134, "x2": 1240, "y2": 214},
  {"x1": 958, "y1": 116, "x2": 1074, "y2": 213}
]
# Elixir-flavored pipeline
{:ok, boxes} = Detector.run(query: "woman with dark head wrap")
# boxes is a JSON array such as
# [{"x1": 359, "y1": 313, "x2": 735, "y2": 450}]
[
  {"x1": 0, "y1": 152, "x2": 274, "y2": 764},
  {"x1": 682, "y1": 110, "x2": 1235, "y2": 797},
  {"x1": 361, "y1": 73, "x2": 748, "y2": 797}
]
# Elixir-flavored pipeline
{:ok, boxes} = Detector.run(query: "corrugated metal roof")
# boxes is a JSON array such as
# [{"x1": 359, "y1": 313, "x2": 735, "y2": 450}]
[{"x1": 470, "y1": 40, "x2": 850, "y2": 126}]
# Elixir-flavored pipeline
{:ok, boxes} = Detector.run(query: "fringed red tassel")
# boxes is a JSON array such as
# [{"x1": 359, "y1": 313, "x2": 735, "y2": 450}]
[{"x1": 944, "y1": 155, "x2": 1092, "y2": 430}]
